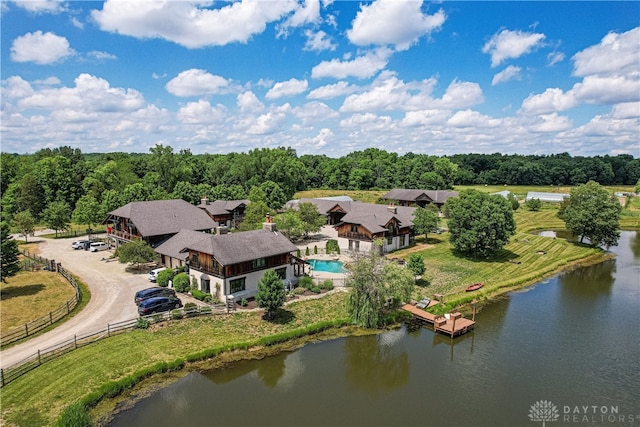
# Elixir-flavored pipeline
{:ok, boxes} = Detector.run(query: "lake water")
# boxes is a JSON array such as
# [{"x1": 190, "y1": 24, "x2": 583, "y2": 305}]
[{"x1": 110, "y1": 232, "x2": 640, "y2": 427}]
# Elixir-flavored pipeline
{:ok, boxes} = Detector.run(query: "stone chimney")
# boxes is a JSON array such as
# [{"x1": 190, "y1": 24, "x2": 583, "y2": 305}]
[
  {"x1": 201, "y1": 196, "x2": 210, "y2": 205},
  {"x1": 263, "y1": 214, "x2": 277, "y2": 232},
  {"x1": 387, "y1": 203, "x2": 397, "y2": 214},
  {"x1": 216, "y1": 225, "x2": 228, "y2": 235}
]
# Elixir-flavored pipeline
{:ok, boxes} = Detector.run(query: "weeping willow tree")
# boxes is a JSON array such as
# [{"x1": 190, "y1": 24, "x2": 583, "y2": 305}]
[{"x1": 345, "y1": 240, "x2": 414, "y2": 328}]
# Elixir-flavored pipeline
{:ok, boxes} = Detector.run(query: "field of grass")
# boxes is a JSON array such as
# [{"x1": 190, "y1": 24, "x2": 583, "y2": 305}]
[
  {"x1": 0, "y1": 293, "x2": 350, "y2": 426},
  {"x1": 0, "y1": 271, "x2": 76, "y2": 332}
]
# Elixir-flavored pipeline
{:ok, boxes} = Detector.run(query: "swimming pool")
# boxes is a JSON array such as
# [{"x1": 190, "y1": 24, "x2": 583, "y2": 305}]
[{"x1": 308, "y1": 259, "x2": 345, "y2": 273}]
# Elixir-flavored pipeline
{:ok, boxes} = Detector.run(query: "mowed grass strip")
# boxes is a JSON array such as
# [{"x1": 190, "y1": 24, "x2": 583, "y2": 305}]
[
  {"x1": 401, "y1": 207, "x2": 605, "y2": 306},
  {"x1": 0, "y1": 271, "x2": 76, "y2": 332},
  {"x1": 0, "y1": 292, "x2": 349, "y2": 427}
]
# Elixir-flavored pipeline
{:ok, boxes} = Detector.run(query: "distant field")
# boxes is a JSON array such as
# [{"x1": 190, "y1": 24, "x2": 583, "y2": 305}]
[{"x1": 295, "y1": 185, "x2": 635, "y2": 203}]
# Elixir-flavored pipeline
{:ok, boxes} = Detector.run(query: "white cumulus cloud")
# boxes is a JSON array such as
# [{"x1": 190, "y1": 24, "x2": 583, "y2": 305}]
[
  {"x1": 307, "y1": 81, "x2": 358, "y2": 99},
  {"x1": 347, "y1": 0, "x2": 445, "y2": 51},
  {"x1": 237, "y1": 91, "x2": 265, "y2": 113},
  {"x1": 572, "y1": 27, "x2": 640, "y2": 77},
  {"x1": 266, "y1": 78, "x2": 309, "y2": 100},
  {"x1": 520, "y1": 88, "x2": 577, "y2": 115},
  {"x1": 166, "y1": 69, "x2": 231, "y2": 97},
  {"x1": 12, "y1": 0, "x2": 65, "y2": 14},
  {"x1": 177, "y1": 100, "x2": 227, "y2": 125},
  {"x1": 482, "y1": 29, "x2": 545, "y2": 67},
  {"x1": 11, "y1": 31, "x2": 74, "y2": 64},
  {"x1": 304, "y1": 29, "x2": 337, "y2": 52},
  {"x1": 492, "y1": 65, "x2": 522, "y2": 86},
  {"x1": 92, "y1": 0, "x2": 298, "y2": 49},
  {"x1": 312, "y1": 48, "x2": 392, "y2": 79}
]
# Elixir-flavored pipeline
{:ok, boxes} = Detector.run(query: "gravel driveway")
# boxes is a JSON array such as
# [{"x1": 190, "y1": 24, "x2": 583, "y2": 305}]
[{"x1": 0, "y1": 234, "x2": 177, "y2": 369}]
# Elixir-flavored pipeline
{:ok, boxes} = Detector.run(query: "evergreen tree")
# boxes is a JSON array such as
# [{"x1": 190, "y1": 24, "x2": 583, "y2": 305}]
[
  {"x1": 256, "y1": 269, "x2": 286, "y2": 319},
  {"x1": 116, "y1": 240, "x2": 157, "y2": 267},
  {"x1": 1, "y1": 222, "x2": 21, "y2": 282},
  {"x1": 406, "y1": 254, "x2": 426, "y2": 282}
]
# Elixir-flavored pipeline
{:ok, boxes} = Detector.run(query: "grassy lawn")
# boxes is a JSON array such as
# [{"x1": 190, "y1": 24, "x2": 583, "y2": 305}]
[
  {"x1": 0, "y1": 271, "x2": 76, "y2": 332},
  {"x1": 0, "y1": 293, "x2": 350, "y2": 426},
  {"x1": 395, "y1": 205, "x2": 611, "y2": 311}
]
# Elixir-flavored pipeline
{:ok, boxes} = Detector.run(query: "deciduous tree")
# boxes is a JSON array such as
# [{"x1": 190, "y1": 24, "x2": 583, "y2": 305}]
[
  {"x1": 558, "y1": 181, "x2": 621, "y2": 247},
  {"x1": 42, "y1": 201, "x2": 71, "y2": 237},
  {"x1": 12, "y1": 210, "x2": 36, "y2": 243},
  {"x1": 412, "y1": 205, "x2": 439, "y2": 240},
  {"x1": 346, "y1": 241, "x2": 414, "y2": 328},
  {"x1": 256, "y1": 269, "x2": 286, "y2": 319},
  {"x1": 72, "y1": 195, "x2": 103, "y2": 240},
  {"x1": 445, "y1": 190, "x2": 516, "y2": 258},
  {"x1": 116, "y1": 240, "x2": 157, "y2": 267}
]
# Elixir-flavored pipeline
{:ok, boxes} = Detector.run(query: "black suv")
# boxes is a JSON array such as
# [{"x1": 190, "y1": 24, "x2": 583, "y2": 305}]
[
  {"x1": 134, "y1": 287, "x2": 177, "y2": 305},
  {"x1": 137, "y1": 296, "x2": 182, "y2": 316}
]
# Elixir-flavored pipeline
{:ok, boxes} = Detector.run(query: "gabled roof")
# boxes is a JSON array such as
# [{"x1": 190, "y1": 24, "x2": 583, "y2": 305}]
[
  {"x1": 183, "y1": 229, "x2": 297, "y2": 266},
  {"x1": 155, "y1": 229, "x2": 210, "y2": 260},
  {"x1": 107, "y1": 199, "x2": 216, "y2": 237},
  {"x1": 381, "y1": 188, "x2": 458, "y2": 205},
  {"x1": 198, "y1": 199, "x2": 250, "y2": 216},
  {"x1": 338, "y1": 203, "x2": 416, "y2": 233}
]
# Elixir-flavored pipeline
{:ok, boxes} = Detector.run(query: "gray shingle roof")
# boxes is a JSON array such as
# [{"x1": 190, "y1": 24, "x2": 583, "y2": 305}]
[
  {"x1": 155, "y1": 229, "x2": 210, "y2": 260},
  {"x1": 381, "y1": 188, "x2": 458, "y2": 204},
  {"x1": 183, "y1": 229, "x2": 298, "y2": 266},
  {"x1": 107, "y1": 199, "x2": 216, "y2": 237},
  {"x1": 198, "y1": 199, "x2": 250, "y2": 216}
]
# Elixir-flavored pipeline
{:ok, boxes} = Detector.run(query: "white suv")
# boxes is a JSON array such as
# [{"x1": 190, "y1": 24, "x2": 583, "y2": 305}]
[
  {"x1": 89, "y1": 242, "x2": 109, "y2": 252},
  {"x1": 148, "y1": 267, "x2": 168, "y2": 282}
]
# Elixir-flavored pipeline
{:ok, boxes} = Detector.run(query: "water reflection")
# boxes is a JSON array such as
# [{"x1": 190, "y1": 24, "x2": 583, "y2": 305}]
[
  {"x1": 559, "y1": 259, "x2": 615, "y2": 296},
  {"x1": 630, "y1": 230, "x2": 640, "y2": 258},
  {"x1": 344, "y1": 330, "x2": 409, "y2": 394}
]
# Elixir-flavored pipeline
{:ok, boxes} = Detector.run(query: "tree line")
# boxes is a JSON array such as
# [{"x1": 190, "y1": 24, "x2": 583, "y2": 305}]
[{"x1": 1, "y1": 145, "x2": 638, "y2": 226}]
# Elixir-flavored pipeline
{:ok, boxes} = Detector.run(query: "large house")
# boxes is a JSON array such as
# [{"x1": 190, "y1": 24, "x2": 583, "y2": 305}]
[
  {"x1": 180, "y1": 221, "x2": 301, "y2": 302},
  {"x1": 104, "y1": 199, "x2": 216, "y2": 247},
  {"x1": 381, "y1": 188, "x2": 458, "y2": 210},
  {"x1": 197, "y1": 197, "x2": 249, "y2": 228},
  {"x1": 291, "y1": 198, "x2": 416, "y2": 254}
]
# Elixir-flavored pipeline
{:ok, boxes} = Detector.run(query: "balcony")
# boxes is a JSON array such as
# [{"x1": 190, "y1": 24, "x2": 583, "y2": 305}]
[{"x1": 338, "y1": 231, "x2": 371, "y2": 241}]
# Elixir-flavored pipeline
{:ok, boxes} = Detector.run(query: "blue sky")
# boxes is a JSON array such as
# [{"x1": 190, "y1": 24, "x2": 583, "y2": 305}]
[{"x1": 1, "y1": 1, "x2": 638, "y2": 157}]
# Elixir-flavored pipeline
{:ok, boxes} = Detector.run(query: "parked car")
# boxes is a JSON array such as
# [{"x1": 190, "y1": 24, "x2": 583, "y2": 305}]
[
  {"x1": 134, "y1": 287, "x2": 177, "y2": 305},
  {"x1": 89, "y1": 242, "x2": 109, "y2": 252},
  {"x1": 137, "y1": 296, "x2": 183, "y2": 316},
  {"x1": 148, "y1": 267, "x2": 168, "y2": 282},
  {"x1": 71, "y1": 240, "x2": 91, "y2": 250}
]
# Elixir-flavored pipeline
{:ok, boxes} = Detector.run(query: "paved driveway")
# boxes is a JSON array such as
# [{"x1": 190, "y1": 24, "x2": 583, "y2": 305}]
[{"x1": 0, "y1": 235, "x2": 172, "y2": 369}]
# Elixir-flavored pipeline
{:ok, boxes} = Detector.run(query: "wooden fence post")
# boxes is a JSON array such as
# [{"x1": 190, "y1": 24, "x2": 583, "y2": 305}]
[
  {"x1": 25, "y1": 323, "x2": 28, "y2": 337},
  {"x1": 37, "y1": 350, "x2": 41, "y2": 365},
  {"x1": 107, "y1": 324, "x2": 110, "y2": 337},
  {"x1": 74, "y1": 335, "x2": 77, "y2": 349},
  {"x1": 50, "y1": 312, "x2": 53, "y2": 325},
  {"x1": 0, "y1": 369, "x2": 4, "y2": 387}
]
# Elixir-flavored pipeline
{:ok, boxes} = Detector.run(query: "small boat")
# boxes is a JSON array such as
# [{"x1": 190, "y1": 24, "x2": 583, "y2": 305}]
[{"x1": 465, "y1": 283, "x2": 484, "y2": 292}]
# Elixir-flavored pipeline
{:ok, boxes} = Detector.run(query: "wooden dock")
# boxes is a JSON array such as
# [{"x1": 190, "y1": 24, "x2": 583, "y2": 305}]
[{"x1": 402, "y1": 303, "x2": 475, "y2": 337}]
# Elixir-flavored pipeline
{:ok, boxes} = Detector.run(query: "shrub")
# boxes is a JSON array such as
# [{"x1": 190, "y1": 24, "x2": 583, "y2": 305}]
[
  {"x1": 54, "y1": 401, "x2": 91, "y2": 427},
  {"x1": 326, "y1": 239, "x2": 339, "y2": 254},
  {"x1": 313, "y1": 245, "x2": 318, "y2": 254},
  {"x1": 240, "y1": 298, "x2": 248, "y2": 307},
  {"x1": 173, "y1": 272, "x2": 190, "y2": 292},
  {"x1": 156, "y1": 269, "x2": 175, "y2": 288},
  {"x1": 199, "y1": 305, "x2": 212, "y2": 314},
  {"x1": 305, "y1": 246, "x2": 310, "y2": 256},
  {"x1": 171, "y1": 309, "x2": 183, "y2": 320},
  {"x1": 296, "y1": 249, "x2": 301, "y2": 257},
  {"x1": 292, "y1": 287, "x2": 307, "y2": 295},
  {"x1": 311, "y1": 286, "x2": 321, "y2": 294},
  {"x1": 135, "y1": 317, "x2": 150, "y2": 329},
  {"x1": 320, "y1": 279, "x2": 334, "y2": 290},
  {"x1": 299, "y1": 276, "x2": 314, "y2": 289},
  {"x1": 525, "y1": 198, "x2": 542, "y2": 211},
  {"x1": 191, "y1": 289, "x2": 210, "y2": 301},
  {"x1": 184, "y1": 302, "x2": 197, "y2": 310}
]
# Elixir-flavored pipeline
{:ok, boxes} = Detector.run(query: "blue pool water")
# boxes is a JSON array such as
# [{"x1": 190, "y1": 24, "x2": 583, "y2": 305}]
[{"x1": 309, "y1": 259, "x2": 344, "y2": 273}]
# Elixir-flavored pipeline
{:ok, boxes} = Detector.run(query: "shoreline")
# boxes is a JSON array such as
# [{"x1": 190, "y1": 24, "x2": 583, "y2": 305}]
[{"x1": 94, "y1": 249, "x2": 617, "y2": 425}]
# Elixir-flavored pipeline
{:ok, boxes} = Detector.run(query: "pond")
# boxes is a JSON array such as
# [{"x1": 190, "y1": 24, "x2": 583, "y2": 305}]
[
  {"x1": 110, "y1": 232, "x2": 640, "y2": 427},
  {"x1": 308, "y1": 258, "x2": 345, "y2": 273}
]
